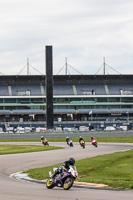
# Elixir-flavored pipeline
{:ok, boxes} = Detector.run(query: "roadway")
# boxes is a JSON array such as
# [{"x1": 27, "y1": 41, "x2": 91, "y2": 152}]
[{"x1": 0, "y1": 142, "x2": 133, "y2": 200}]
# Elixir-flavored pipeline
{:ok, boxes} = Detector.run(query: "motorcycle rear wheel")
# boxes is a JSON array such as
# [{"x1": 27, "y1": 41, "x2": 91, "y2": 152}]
[
  {"x1": 46, "y1": 178, "x2": 55, "y2": 189},
  {"x1": 63, "y1": 177, "x2": 74, "y2": 190},
  {"x1": 70, "y1": 143, "x2": 73, "y2": 147}
]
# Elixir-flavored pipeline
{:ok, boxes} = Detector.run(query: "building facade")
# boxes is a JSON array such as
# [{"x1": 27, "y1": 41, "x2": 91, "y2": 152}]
[{"x1": 0, "y1": 74, "x2": 133, "y2": 125}]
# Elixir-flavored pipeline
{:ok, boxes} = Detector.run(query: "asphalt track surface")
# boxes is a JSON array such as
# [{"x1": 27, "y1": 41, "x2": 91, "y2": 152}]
[{"x1": 0, "y1": 142, "x2": 133, "y2": 200}]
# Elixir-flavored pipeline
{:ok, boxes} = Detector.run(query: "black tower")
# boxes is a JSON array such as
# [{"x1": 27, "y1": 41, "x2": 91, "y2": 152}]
[{"x1": 45, "y1": 46, "x2": 53, "y2": 129}]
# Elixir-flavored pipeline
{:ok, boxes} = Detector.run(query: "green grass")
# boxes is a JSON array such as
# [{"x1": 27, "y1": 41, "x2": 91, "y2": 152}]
[
  {"x1": 0, "y1": 136, "x2": 133, "y2": 143},
  {"x1": 25, "y1": 149, "x2": 133, "y2": 190},
  {"x1": 0, "y1": 144, "x2": 63, "y2": 155},
  {"x1": 76, "y1": 150, "x2": 133, "y2": 189},
  {"x1": 1, "y1": 136, "x2": 133, "y2": 189},
  {"x1": 96, "y1": 136, "x2": 133, "y2": 143}
]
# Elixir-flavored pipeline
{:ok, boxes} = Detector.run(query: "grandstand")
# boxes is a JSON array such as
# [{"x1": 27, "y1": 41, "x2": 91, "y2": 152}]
[{"x1": 0, "y1": 74, "x2": 133, "y2": 129}]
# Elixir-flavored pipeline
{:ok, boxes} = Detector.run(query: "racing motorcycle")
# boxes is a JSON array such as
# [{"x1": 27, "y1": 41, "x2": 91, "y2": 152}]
[
  {"x1": 80, "y1": 140, "x2": 85, "y2": 149},
  {"x1": 91, "y1": 138, "x2": 98, "y2": 147},
  {"x1": 67, "y1": 139, "x2": 73, "y2": 147},
  {"x1": 46, "y1": 165, "x2": 78, "y2": 190},
  {"x1": 41, "y1": 137, "x2": 49, "y2": 146}
]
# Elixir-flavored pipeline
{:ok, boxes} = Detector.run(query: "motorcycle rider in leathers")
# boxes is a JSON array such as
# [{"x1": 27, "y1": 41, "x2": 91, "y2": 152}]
[
  {"x1": 66, "y1": 137, "x2": 72, "y2": 144},
  {"x1": 79, "y1": 136, "x2": 85, "y2": 143},
  {"x1": 91, "y1": 136, "x2": 96, "y2": 142},
  {"x1": 52, "y1": 158, "x2": 75, "y2": 179}
]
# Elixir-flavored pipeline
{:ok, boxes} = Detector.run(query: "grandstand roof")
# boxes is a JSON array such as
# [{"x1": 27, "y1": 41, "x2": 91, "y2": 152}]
[{"x1": 0, "y1": 74, "x2": 133, "y2": 85}]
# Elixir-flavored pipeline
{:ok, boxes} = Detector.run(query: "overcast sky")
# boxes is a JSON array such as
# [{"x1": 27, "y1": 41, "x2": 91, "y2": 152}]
[{"x1": 0, "y1": 0, "x2": 133, "y2": 75}]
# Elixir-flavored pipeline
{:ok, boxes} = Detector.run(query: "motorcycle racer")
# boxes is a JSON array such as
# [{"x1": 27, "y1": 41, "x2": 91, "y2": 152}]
[
  {"x1": 91, "y1": 136, "x2": 96, "y2": 142},
  {"x1": 66, "y1": 137, "x2": 71, "y2": 144},
  {"x1": 91, "y1": 136, "x2": 98, "y2": 147},
  {"x1": 52, "y1": 158, "x2": 75, "y2": 179},
  {"x1": 41, "y1": 136, "x2": 49, "y2": 146},
  {"x1": 79, "y1": 136, "x2": 85, "y2": 143}
]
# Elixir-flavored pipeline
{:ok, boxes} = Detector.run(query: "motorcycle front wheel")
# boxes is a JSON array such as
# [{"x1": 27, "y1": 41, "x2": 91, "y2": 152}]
[
  {"x1": 63, "y1": 177, "x2": 74, "y2": 190},
  {"x1": 46, "y1": 178, "x2": 55, "y2": 189}
]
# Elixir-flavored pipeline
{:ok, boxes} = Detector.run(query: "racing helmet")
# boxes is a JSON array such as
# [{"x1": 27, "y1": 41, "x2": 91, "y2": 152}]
[
  {"x1": 41, "y1": 136, "x2": 44, "y2": 139},
  {"x1": 69, "y1": 158, "x2": 75, "y2": 165},
  {"x1": 91, "y1": 136, "x2": 94, "y2": 140}
]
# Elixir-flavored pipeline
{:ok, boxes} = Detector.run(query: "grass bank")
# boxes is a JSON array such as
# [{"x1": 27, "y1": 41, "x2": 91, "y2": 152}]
[
  {"x1": 0, "y1": 136, "x2": 133, "y2": 143},
  {"x1": 25, "y1": 149, "x2": 133, "y2": 190},
  {"x1": 0, "y1": 144, "x2": 63, "y2": 155}
]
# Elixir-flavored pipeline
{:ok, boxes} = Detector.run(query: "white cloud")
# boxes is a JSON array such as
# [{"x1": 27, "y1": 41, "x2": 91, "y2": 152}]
[{"x1": 0, "y1": 0, "x2": 133, "y2": 75}]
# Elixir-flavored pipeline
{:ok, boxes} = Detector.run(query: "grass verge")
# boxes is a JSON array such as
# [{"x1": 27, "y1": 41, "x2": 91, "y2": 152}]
[
  {"x1": 0, "y1": 136, "x2": 133, "y2": 143},
  {"x1": 25, "y1": 149, "x2": 133, "y2": 190},
  {"x1": 0, "y1": 144, "x2": 63, "y2": 155}
]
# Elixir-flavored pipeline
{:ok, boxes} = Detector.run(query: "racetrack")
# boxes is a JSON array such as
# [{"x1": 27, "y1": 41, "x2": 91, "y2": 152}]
[{"x1": 0, "y1": 142, "x2": 133, "y2": 200}]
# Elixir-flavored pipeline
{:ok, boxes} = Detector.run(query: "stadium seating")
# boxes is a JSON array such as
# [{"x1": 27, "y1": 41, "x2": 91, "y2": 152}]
[
  {"x1": 78, "y1": 109, "x2": 108, "y2": 114},
  {"x1": 0, "y1": 80, "x2": 132, "y2": 97},
  {"x1": 53, "y1": 85, "x2": 74, "y2": 95},
  {"x1": 11, "y1": 85, "x2": 42, "y2": 96},
  {"x1": 0, "y1": 83, "x2": 132, "y2": 96},
  {"x1": 0, "y1": 110, "x2": 10, "y2": 114},
  {"x1": 12, "y1": 109, "x2": 44, "y2": 114},
  {"x1": 108, "y1": 83, "x2": 133, "y2": 95},
  {"x1": 0, "y1": 86, "x2": 9, "y2": 96},
  {"x1": 76, "y1": 84, "x2": 106, "y2": 95},
  {"x1": 54, "y1": 109, "x2": 75, "y2": 114}
]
